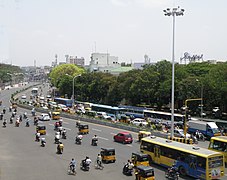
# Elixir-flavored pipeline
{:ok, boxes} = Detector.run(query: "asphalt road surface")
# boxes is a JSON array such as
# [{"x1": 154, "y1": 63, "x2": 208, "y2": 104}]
[{"x1": 0, "y1": 83, "x2": 226, "y2": 180}]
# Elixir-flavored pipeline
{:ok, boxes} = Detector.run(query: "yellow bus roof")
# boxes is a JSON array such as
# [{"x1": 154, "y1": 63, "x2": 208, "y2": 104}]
[
  {"x1": 211, "y1": 136, "x2": 227, "y2": 142},
  {"x1": 142, "y1": 136, "x2": 222, "y2": 158}
]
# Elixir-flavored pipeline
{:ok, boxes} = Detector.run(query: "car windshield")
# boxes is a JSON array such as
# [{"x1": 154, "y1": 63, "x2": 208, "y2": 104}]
[{"x1": 125, "y1": 134, "x2": 132, "y2": 138}]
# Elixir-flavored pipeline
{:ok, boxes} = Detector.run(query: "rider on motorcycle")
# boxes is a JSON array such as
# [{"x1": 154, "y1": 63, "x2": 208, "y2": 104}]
[
  {"x1": 62, "y1": 129, "x2": 67, "y2": 139},
  {"x1": 91, "y1": 135, "x2": 98, "y2": 145},
  {"x1": 57, "y1": 142, "x2": 64, "y2": 154},
  {"x1": 76, "y1": 120, "x2": 81, "y2": 127},
  {"x1": 41, "y1": 137, "x2": 46, "y2": 146},
  {"x1": 69, "y1": 158, "x2": 76, "y2": 173},
  {"x1": 75, "y1": 134, "x2": 83, "y2": 144},
  {"x1": 2, "y1": 119, "x2": 7, "y2": 127},
  {"x1": 55, "y1": 132, "x2": 60, "y2": 143},
  {"x1": 123, "y1": 160, "x2": 134, "y2": 175},
  {"x1": 96, "y1": 154, "x2": 102, "y2": 167},
  {"x1": 81, "y1": 156, "x2": 91, "y2": 170},
  {"x1": 26, "y1": 118, "x2": 30, "y2": 127},
  {"x1": 58, "y1": 126, "x2": 63, "y2": 135},
  {"x1": 36, "y1": 132, "x2": 41, "y2": 141},
  {"x1": 59, "y1": 119, "x2": 63, "y2": 126}
]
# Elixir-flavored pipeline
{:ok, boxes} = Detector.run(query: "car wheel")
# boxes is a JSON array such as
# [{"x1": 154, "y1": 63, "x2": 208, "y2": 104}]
[{"x1": 179, "y1": 166, "x2": 186, "y2": 176}]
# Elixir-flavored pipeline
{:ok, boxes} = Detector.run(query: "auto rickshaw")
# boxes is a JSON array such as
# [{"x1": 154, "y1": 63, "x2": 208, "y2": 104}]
[
  {"x1": 119, "y1": 115, "x2": 131, "y2": 124},
  {"x1": 138, "y1": 131, "x2": 151, "y2": 142},
  {"x1": 36, "y1": 125, "x2": 46, "y2": 135},
  {"x1": 131, "y1": 152, "x2": 150, "y2": 167},
  {"x1": 135, "y1": 165, "x2": 155, "y2": 180},
  {"x1": 52, "y1": 111, "x2": 60, "y2": 120},
  {"x1": 100, "y1": 148, "x2": 116, "y2": 163},
  {"x1": 12, "y1": 102, "x2": 17, "y2": 109},
  {"x1": 78, "y1": 124, "x2": 89, "y2": 134}
]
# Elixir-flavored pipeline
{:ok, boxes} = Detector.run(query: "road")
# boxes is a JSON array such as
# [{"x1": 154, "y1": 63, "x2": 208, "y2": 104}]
[{"x1": 0, "y1": 83, "x2": 226, "y2": 180}]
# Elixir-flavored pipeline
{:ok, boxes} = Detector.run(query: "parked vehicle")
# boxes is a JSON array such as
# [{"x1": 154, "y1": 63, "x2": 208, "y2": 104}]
[
  {"x1": 187, "y1": 120, "x2": 221, "y2": 139},
  {"x1": 131, "y1": 118, "x2": 148, "y2": 126}
]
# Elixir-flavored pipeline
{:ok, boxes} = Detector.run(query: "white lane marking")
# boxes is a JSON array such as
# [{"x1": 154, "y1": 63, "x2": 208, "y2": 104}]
[
  {"x1": 48, "y1": 123, "x2": 71, "y2": 131},
  {"x1": 126, "y1": 144, "x2": 132, "y2": 147},
  {"x1": 110, "y1": 133, "x2": 116, "y2": 135},
  {"x1": 98, "y1": 136, "x2": 109, "y2": 141},
  {"x1": 92, "y1": 128, "x2": 101, "y2": 132}
]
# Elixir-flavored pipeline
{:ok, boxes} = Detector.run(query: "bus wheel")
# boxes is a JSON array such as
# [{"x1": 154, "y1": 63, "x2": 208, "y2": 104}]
[{"x1": 179, "y1": 166, "x2": 186, "y2": 176}]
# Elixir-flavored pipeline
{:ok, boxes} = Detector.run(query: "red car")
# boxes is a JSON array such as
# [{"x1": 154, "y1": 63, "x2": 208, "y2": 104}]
[{"x1": 113, "y1": 132, "x2": 133, "y2": 144}]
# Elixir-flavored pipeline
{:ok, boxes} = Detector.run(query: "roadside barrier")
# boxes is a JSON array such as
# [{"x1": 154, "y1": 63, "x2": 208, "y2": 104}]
[{"x1": 167, "y1": 136, "x2": 193, "y2": 144}]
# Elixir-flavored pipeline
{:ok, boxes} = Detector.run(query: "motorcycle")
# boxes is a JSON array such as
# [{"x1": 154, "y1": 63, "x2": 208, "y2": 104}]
[
  {"x1": 165, "y1": 167, "x2": 179, "y2": 180},
  {"x1": 15, "y1": 121, "x2": 20, "y2": 127},
  {"x1": 57, "y1": 144, "x2": 63, "y2": 154},
  {"x1": 76, "y1": 121, "x2": 80, "y2": 128},
  {"x1": 95, "y1": 160, "x2": 104, "y2": 170},
  {"x1": 36, "y1": 136, "x2": 40, "y2": 142},
  {"x1": 23, "y1": 113, "x2": 27, "y2": 119},
  {"x1": 80, "y1": 160, "x2": 90, "y2": 171},
  {"x1": 2, "y1": 121, "x2": 6, "y2": 128},
  {"x1": 75, "y1": 137, "x2": 82, "y2": 145},
  {"x1": 10, "y1": 118, "x2": 13, "y2": 124},
  {"x1": 62, "y1": 132, "x2": 67, "y2": 139},
  {"x1": 55, "y1": 137, "x2": 60, "y2": 144},
  {"x1": 68, "y1": 165, "x2": 76, "y2": 175},
  {"x1": 41, "y1": 140, "x2": 46, "y2": 147},
  {"x1": 26, "y1": 121, "x2": 30, "y2": 127},
  {"x1": 91, "y1": 139, "x2": 98, "y2": 146},
  {"x1": 122, "y1": 164, "x2": 133, "y2": 176}
]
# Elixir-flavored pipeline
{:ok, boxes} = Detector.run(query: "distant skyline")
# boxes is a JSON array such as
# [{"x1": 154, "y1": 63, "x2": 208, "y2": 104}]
[{"x1": 0, "y1": 0, "x2": 226, "y2": 66}]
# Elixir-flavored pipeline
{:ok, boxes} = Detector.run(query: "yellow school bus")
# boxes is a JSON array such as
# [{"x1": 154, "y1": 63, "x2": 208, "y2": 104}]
[
  {"x1": 208, "y1": 136, "x2": 227, "y2": 164},
  {"x1": 140, "y1": 136, "x2": 224, "y2": 180}
]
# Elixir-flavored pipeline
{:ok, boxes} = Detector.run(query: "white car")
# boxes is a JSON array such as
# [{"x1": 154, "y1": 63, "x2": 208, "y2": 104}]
[
  {"x1": 21, "y1": 94, "x2": 27, "y2": 99},
  {"x1": 174, "y1": 129, "x2": 191, "y2": 139},
  {"x1": 38, "y1": 113, "x2": 50, "y2": 121},
  {"x1": 131, "y1": 118, "x2": 148, "y2": 126}
]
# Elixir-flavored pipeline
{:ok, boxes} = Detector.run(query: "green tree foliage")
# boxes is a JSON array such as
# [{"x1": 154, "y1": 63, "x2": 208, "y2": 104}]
[
  {"x1": 0, "y1": 63, "x2": 23, "y2": 83},
  {"x1": 49, "y1": 64, "x2": 85, "y2": 87},
  {"x1": 55, "y1": 61, "x2": 227, "y2": 112}
]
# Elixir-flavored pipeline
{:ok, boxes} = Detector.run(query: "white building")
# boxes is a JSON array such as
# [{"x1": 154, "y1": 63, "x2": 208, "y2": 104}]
[{"x1": 89, "y1": 53, "x2": 120, "y2": 72}]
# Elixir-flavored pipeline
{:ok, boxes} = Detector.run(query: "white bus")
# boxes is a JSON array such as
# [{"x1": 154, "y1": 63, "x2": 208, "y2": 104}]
[{"x1": 31, "y1": 87, "x2": 38, "y2": 97}]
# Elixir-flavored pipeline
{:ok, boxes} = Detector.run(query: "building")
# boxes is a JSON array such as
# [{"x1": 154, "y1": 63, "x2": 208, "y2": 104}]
[
  {"x1": 89, "y1": 53, "x2": 120, "y2": 72},
  {"x1": 66, "y1": 55, "x2": 85, "y2": 67}
]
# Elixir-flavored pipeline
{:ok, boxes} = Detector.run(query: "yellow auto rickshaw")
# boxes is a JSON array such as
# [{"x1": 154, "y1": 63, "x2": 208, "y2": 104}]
[
  {"x1": 36, "y1": 125, "x2": 46, "y2": 135},
  {"x1": 131, "y1": 152, "x2": 150, "y2": 167},
  {"x1": 78, "y1": 124, "x2": 89, "y2": 134},
  {"x1": 100, "y1": 148, "x2": 116, "y2": 163},
  {"x1": 135, "y1": 165, "x2": 155, "y2": 180},
  {"x1": 52, "y1": 111, "x2": 60, "y2": 120},
  {"x1": 119, "y1": 115, "x2": 131, "y2": 124},
  {"x1": 138, "y1": 131, "x2": 151, "y2": 142}
]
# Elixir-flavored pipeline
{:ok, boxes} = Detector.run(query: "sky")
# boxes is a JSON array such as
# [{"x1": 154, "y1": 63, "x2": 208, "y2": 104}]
[{"x1": 0, "y1": 0, "x2": 226, "y2": 67}]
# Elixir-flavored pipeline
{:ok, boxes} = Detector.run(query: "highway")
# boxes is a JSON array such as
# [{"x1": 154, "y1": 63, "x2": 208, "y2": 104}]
[{"x1": 0, "y1": 83, "x2": 226, "y2": 180}]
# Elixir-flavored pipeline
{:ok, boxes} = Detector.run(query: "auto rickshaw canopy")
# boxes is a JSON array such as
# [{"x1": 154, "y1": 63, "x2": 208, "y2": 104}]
[
  {"x1": 131, "y1": 152, "x2": 149, "y2": 166},
  {"x1": 138, "y1": 131, "x2": 151, "y2": 141},
  {"x1": 36, "y1": 125, "x2": 46, "y2": 130},
  {"x1": 135, "y1": 165, "x2": 155, "y2": 179},
  {"x1": 101, "y1": 148, "x2": 115, "y2": 155}
]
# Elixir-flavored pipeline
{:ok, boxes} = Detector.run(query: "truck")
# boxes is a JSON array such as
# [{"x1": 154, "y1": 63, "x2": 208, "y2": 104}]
[{"x1": 187, "y1": 120, "x2": 221, "y2": 139}]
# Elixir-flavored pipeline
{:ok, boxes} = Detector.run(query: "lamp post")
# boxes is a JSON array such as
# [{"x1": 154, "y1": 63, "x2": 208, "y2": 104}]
[
  {"x1": 196, "y1": 79, "x2": 203, "y2": 117},
  {"x1": 72, "y1": 74, "x2": 81, "y2": 106},
  {"x1": 164, "y1": 7, "x2": 184, "y2": 138}
]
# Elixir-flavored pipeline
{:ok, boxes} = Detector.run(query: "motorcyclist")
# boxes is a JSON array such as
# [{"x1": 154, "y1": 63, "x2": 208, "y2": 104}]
[
  {"x1": 41, "y1": 137, "x2": 46, "y2": 146},
  {"x1": 76, "y1": 120, "x2": 81, "y2": 127},
  {"x1": 91, "y1": 135, "x2": 98, "y2": 145},
  {"x1": 123, "y1": 160, "x2": 134, "y2": 175},
  {"x1": 10, "y1": 116, "x2": 13, "y2": 124},
  {"x1": 19, "y1": 114, "x2": 22, "y2": 122},
  {"x1": 55, "y1": 132, "x2": 60, "y2": 143},
  {"x1": 59, "y1": 119, "x2": 63, "y2": 126},
  {"x1": 3, "y1": 107, "x2": 6, "y2": 114},
  {"x1": 58, "y1": 126, "x2": 63, "y2": 135},
  {"x1": 96, "y1": 154, "x2": 102, "y2": 167},
  {"x1": 54, "y1": 122, "x2": 60, "y2": 130},
  {"x1": 0, "y1": 113, "x2": 3, "y2": 120},
  {"x1": 31, "y1": 108, "x2": 36, "y2": 116},
  {"x1": 15, "y1": 119, "x2": 20, "y2": 127},
  {"x1": 34, "y1": 116, "x2": 38, "y2": 126},
  {"x1": 9, "y1": 106, "x2": 12, "y2": 112},
  {"x1": 62, "y1": 129, "x2": 67, "y2": 139},
  {"x1": 57, "y1": 142, "x2": 64, "y2": 154},
  {"x1": 36, "y1": 132, "x2": 41, "y2": 142},
  {"x1": 81, "y1": 156, "x2": 91, "y2": 170},
  {"x1": 25, "y1": 118, "x2": 30, "y2": 127},
  {"x1": 23, "y1": 112, "x2": 27, "y2": 119},
  {"x1": 166, "y1": 162, "x2": 179, "y2": 178},
  {"x1": 75, "y1": 134, "x2": 83, "y2": 144},
  {"x1": 69, "y1": 158, "x2": 76, "y2": 173},
  {"x1": 2, "y1": 119, "x2": 7, "y2": 127}
]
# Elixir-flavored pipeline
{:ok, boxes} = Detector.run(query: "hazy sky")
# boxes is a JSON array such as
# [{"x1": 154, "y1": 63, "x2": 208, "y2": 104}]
[{"x1": 0, "y1": 0, "x2": 226, "y2": 66}]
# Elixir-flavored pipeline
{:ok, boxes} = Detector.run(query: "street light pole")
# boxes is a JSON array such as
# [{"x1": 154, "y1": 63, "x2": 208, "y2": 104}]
[
  {"x1": 164, "y1": 7, "x2": 184, "y2": 138},
  {"x1": 72, "y1": 74, "x2": 81, "y2": 107}
]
